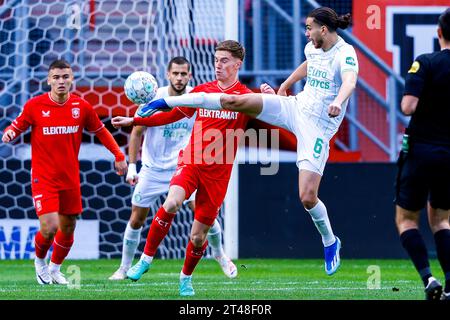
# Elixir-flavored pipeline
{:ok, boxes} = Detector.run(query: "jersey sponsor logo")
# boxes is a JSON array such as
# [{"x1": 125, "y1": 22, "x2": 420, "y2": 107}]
[
  {"x1": 162, "y1": 121, "x2": 191, "y2": 141},
  {"x1": 307, "y1": 66, "x2": 330, "y2": 89},
  {"x1": 308, "y1": 66, "x2": 328, "y2": 78},
  {"x1": 72, "y1": 102, "x2": 80, "y2": 105},
  {"x1": 345, "y1": 57, "x2": 356, "y2": 66},
  {"x1": 163, "y1": 122, "x2": 190, "y2": 139},
  {"x1": 42, "y1": 125, "x2": 80, "y2": 135},
  {"x1": 42, "y1": 110, "x2": 50, "y2": 117},
  {"x1": 407, "y1": 61, "x2": 420, "y2": 73},
  {"x1": 163, "y1": 129, "x2": 188, "y2": 139},
  {"x1": 307, "y1": 78, "x2": 330, "y2": 89},
  {"x1": 164, "y1": 122, "x2": 189, "y2": 130},
  {"x1": 72, "y1": 107, "x2": 80, "y2": 119},
  {"x1": 198, "y1": 108, "x2": 238, "y2": 120}
]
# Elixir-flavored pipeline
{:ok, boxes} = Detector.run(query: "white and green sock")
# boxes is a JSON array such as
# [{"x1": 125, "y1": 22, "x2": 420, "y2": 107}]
[
  {"x1": 121, "y1": 222, "x2": 142, "y2": 269},
  {"x1": 207, "y1": 219, "x2": 225, "y2": 258},
  {"x1": 306, "y1": 199, "x2": 336, "y2": 247}
]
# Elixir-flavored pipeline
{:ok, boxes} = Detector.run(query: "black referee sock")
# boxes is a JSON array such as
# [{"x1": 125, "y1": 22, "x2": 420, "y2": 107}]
[
  {"x1": 434, "y1": 229, "x2": 450, "y2": 293},
  {"x1": 400, "y1": 229, "x2": 432, "y2": 287}
]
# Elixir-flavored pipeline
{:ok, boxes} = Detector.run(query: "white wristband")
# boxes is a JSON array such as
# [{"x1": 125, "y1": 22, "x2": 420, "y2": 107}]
[
  {"x1": 128, "y1": 163, "x2": 137, "y2": 172},
  {"x1": 126, "y1": 163, "x2": 137, "y2": 180}
]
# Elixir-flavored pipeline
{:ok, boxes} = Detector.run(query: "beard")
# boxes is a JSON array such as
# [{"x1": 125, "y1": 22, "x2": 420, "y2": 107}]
[
  {"x1": 170, "y1": 82, "x2": 187, "y2": 94},
  {"x1": 314, "y1": 37, "x2": 324, "y2": 48}
]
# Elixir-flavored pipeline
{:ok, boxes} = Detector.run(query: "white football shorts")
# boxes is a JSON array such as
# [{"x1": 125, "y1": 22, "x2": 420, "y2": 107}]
[
  {"x1": 258, "y1": 94, "x2": 330, "y2": 175},
  {"x1": 131, "y1": 164, "x2": 196, "y2": 207}
]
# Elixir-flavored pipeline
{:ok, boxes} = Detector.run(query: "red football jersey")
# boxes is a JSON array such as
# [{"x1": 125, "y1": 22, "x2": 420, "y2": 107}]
[
  {"x1": 10, "y1": 93, "x2": 104, "y2": 189},
  {"x1": 176, "y1": 80, "x2": 252, "y2": 180}
]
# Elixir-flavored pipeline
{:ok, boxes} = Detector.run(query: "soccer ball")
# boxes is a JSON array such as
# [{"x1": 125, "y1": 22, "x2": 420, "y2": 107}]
[{"x1": 124, "y1": 71, "x2": 158, "y2": 105}]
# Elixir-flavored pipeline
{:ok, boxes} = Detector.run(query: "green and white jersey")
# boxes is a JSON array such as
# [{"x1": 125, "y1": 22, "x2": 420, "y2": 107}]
[
  {"x1": 138, "y1": 86, "x2": 195, "y2": 170},
  {"x1": 299, "y1": 36, "x2": 358, "y2": 139}
]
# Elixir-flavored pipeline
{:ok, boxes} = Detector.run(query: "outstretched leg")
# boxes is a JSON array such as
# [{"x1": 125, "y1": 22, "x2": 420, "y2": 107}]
[
  {"x1": 299, "y1": 168, "x2": 340, "y2": 275},
  {"x1": 138, "y1": 92, "x2": 265, "y2": 118}
]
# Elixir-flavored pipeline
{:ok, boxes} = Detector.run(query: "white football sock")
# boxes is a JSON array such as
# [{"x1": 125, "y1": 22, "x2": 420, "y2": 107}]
[
  {"x1": 165, "y1": 92, "x2": 223, "y2": 110},
  {"x1": 120, "y1": 222, "x2": 142, "y2": 269},
  {"x1": 306, "y1": 199, "x2": 336, "y2": 247},
  {"x1": 207, "y1": 219, "x2": 225, "y2": 257},
  {"x1": 141, "y1": 253, "x2": 153, "y2": 264},
  {"x1": 48, "y1": 261, "x2": 61, "y2": 273},
  {"x1": 180, "y1": 271, "x2": 191, "y2": 280}
]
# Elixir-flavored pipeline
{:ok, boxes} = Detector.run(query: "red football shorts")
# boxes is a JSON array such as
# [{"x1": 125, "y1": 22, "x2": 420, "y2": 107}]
[
  {"x1": 32, "y1": 186, "x2": 82, "y2": 216},
  {"x1": 170, "y1": 163, "x2": 230, "y2": 226}
]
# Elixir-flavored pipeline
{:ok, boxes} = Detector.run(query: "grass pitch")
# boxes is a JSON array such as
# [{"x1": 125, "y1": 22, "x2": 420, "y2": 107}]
[{"x1": 0, "y1": 258, "x2": 442, "y2": 300}]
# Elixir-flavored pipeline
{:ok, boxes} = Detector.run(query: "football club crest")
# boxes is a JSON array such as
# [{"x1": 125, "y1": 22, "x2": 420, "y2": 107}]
[
  {"x1": 72, "y1": 107, "x2": 80, "y2": 119},
  {"x1": 36, "y1": 200, "x2": 42, "y2": 212},
  {"x1": 134, "y1": 193, "x2": 142, "y2": 203}
]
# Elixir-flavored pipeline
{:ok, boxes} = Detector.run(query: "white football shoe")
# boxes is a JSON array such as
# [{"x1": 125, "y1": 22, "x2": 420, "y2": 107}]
[
  {"x1": 34, "y1": 260, "x2": 52, "y2": 285},
  {"x1": 49, "y1": 270, "x2": 69, "y2": 285},
  {"x1": 108, "y1": 267, "x2": 129, "y2": 280},
  {"x1": 215, "y1": 255, "x2": 238, "y2": 279}
]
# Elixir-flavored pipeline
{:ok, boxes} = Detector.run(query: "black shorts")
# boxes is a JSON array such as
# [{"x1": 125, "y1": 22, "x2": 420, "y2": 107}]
[{"x1": 395, "y1": 142, "x2": 450, "y2": 211}]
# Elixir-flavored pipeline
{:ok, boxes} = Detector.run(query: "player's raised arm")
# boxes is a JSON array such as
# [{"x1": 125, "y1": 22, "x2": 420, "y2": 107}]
[
  {"x1": 112, "y1": 107, "x2": 188, "y2": 128},
  {"x1": 278, "y1": 61, "x2": 308, "y2": 96},
  {"x1": 111, "y1": 116, "x2": 134, "y2": 128}
]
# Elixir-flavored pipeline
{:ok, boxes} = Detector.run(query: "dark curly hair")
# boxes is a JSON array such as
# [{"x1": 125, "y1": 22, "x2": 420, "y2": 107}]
[{"x1": 308, "y1": 7, "x2": 351, "y2": 32}]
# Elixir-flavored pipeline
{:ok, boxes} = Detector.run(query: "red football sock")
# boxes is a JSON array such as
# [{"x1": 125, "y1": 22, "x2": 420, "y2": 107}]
[
  {"x1": 144, "y1": 207, "x2": 176, "y2": 256},
  {"x1": 182, "y1": 240, "x2": 208, "y2": 276},
  {"x1": 50, "y1": 230, "x2": 74, "y2": 265},
  {"x1": 34, "y1": 231, "x2": 53, "y2": 259}
]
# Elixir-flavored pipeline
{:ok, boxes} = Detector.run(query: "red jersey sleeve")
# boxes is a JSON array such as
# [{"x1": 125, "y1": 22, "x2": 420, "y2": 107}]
[
  {"x1": 176, "y1": 107, "x2": 196, "y2": 118},
  {"x1": 95, "y1": 127, "x2": 125, "y2": 161},
  {"x1": 83, "y1": 101, "x2": 104, "y2": 133},
  {"x1": 9, "y1": 100, "x2": 33, "y2": 134},
  {"x1": 172, "y1": 84, "x2": 204, "y2": 118},
  {"x1": 133, "y1": 107, "x2": 189, "y2": 126}
]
